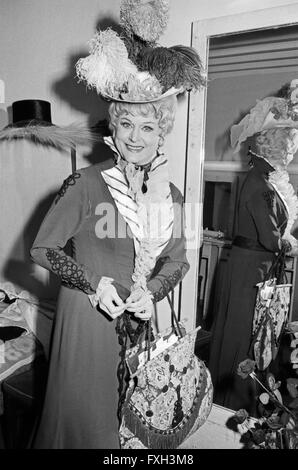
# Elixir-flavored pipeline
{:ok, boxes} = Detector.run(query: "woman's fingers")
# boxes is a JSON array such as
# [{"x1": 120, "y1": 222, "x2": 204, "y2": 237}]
[
  {"x1": 125, "y1": 299, "x2": 148, "y2": 311},
  {"x1": 99, "y1": 285, "x2": 125, "y2": 319},
  {"x1": 125, "y1": 292, "x2": 142, "y2": 307},
  {"x1": 125, "y1": 289, "x2": 153, "y2": 312},
  {"x1": 133, "y1": 302, "x2": 154, "y2": 320},
  {"x1": 111, "y1": 291, "x2": 125, "y2": 307},
  {"x1": 100, "y1": 301, "x2": 124, "y2": 319},
  {"x1": 134, "y1": 311, "x2": 152, "y2": 320},
  {"x1": 98, "y1": 284, "x2": 153, "y2": 320}
]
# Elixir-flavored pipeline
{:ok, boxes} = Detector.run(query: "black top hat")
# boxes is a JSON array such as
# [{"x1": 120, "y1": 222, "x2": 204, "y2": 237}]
[
  {"x1": 11, "y1": 99, "x2": 53, "y2": 127},
  {"x1": 0, "y1": 98, "x2": 97, "y2": 150}
]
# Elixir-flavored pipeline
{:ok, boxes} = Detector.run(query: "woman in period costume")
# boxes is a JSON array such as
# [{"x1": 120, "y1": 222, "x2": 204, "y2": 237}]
[
  {"x1": 30, "y1": 0, "x2": 205, "y2": 449},
  {"x1": 208, "y1": 80, "x2": 298, "y2": 414}
]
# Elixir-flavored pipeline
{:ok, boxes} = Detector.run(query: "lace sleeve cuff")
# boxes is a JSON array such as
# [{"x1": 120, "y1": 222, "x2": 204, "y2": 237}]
[
  {"x1": 88, "y1": 276, "x2": 114, "y2": 307},
  {"x1": 279, "y1": 236, "x2": 297, "y2": 253},
  {"x1": 147, "y1": 267, "x2": 184, "y2": 303}
]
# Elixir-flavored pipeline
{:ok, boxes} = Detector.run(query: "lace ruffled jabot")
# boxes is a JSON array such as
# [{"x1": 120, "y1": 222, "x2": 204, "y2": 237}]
[
  {"x1": 268, "y1": 169, "x2": 298, "y2": 249},
  {"x1": 249, "y1": 150, "x2": 298, "y2": 250}
]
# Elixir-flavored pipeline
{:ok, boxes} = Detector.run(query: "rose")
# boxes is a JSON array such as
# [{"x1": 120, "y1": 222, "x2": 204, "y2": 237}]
[
  {"x1": 287, "y1": 378, "x2": 298, "y2": 399},
  {"x1": 237, "y1": 359, "x2": 256, "y2": 379},
  {"x1": 267, "y1": 414, "x2": 283, "y2": 430},
  {"x1": 259, "y1": 392, "x2": 270, "y2": 405},
  {"x1": 233, "y1": 409, "x2": 249, "y2": 424},
  {"x1": 252, "y1": 428, "x2": 266, "y2": 445}
]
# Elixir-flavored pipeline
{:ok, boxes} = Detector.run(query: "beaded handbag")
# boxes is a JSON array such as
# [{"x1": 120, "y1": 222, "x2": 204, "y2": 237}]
[
  {"x1": 119, "y1": 295, "x2": 213, "y2": 449},
  {"x1": 250, "y1": 249, "x2": 291, "y2": 371}
]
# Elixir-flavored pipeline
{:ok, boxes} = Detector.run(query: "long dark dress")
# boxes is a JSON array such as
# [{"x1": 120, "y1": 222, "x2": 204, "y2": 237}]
[
  {"x1": 30, "y1": 145, "x2": 189, "y2": 449},
  {"x1": 208, "y1": 155, "x2": 289, "y2": 414}
]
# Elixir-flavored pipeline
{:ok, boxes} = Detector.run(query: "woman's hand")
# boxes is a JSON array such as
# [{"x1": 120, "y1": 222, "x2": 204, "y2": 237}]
[
  {"x1": 288, "y1": 246, "x2": 298, "y2": 257},
  {"x1": 98, "y1": 284, "x2": 126, "y2": 320},
  {"x1": 284, "y1": 237, "x2": 298, "y2": 256},
  {"x1": 125, "y1": 288, "x2": 153, "y2": 321}
]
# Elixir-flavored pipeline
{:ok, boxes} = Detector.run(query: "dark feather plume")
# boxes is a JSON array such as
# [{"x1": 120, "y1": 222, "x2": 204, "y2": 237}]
[
  {"x1": 136, "y1": 44, "x2": 206, "y2": 92},
  {"x1": 122, "y1": 33, "x2": 153, "y2": 64},
  {"x1": 170, "y1": 45, "x2": 207, "y2": 89}
]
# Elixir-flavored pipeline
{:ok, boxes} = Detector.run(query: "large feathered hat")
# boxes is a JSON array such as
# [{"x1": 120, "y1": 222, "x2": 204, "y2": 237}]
[
  {"x1": 231, "y1": 79, "x2": 298, "y2": 152},
  {"x1": 75, "y1": 0, "x2": 206, "y2": 103}
]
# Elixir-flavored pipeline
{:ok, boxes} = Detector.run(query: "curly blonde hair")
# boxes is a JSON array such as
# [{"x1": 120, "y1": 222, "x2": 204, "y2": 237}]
[
  {"x1": 108, "y1": 95, "x2": 177, "y2": 139},
  {"x1": 255, "y1": 127, "x2": 298, "y2": 165}
]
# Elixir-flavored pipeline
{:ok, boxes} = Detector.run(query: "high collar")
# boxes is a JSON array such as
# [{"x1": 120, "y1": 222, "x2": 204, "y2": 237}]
[{"x1": 249, "y1": 151, "x2": 276, "y2": 176}]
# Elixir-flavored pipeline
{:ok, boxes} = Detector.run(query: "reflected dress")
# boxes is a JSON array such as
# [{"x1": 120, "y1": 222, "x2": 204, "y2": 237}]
[
  {"x1": 208, "y1": 155, "x2": 290, "y2": 413},
  {"x1": 30, "y1": 145, "x2": 189, "y2": 448}
]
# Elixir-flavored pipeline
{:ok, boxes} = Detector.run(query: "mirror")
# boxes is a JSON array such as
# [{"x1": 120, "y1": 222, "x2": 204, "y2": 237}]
[{"x1": 181, "y1": 4, "x2": 298, "y2": 412}]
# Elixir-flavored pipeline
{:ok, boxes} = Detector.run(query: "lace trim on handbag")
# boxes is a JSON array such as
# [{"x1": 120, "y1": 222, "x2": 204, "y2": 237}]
[
  {"x1": 263, "y1": 190, "x2": 275, "y2": 209},
  {"x1": 45, "y1": 248, "x2": 93, "y2": 292},
  {"x1": 54, "y1": 172, "x2": 81, "y2": 204},
  {"x1": 152, "y1": 268, "x2": 183, "y2": 303}
]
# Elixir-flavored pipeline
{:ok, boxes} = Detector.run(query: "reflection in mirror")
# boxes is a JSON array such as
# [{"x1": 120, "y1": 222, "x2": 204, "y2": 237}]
[{"x1": 198, "y1": 24, "x2": 298, "y2": 414}]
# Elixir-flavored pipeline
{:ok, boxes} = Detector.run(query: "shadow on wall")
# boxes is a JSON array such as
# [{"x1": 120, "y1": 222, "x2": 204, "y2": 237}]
[
  {"x1": 213, "y1": 106, "x2": 253, "y2": 164},
  {"x1": 51, "y1": 16, "x2": 123, "y2": 165},
  {"x1": 3, "y1": 190, "x2": 60, "y2": 300},
  {"x1": 214, "y1": 128, "x2": 232, "y2": 162}
]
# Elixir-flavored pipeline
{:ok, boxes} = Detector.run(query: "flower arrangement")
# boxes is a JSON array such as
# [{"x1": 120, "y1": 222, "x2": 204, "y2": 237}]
[{"x1": 231, "y1": 358, "x2": 298, "y2": 449}]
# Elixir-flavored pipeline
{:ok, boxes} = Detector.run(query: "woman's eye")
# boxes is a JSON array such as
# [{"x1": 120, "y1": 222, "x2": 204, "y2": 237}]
[
  {"x1": 120, "y1": 121, "x2": 131, "y2": 128},
  {"x1": 143, "y1": 126, "x2": 154, "y2": 132}
]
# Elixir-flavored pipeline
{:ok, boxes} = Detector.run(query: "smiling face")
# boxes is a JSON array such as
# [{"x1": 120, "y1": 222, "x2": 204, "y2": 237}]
[{"x1": 113, "y1": 112, "x2": 161, "y2": 166}]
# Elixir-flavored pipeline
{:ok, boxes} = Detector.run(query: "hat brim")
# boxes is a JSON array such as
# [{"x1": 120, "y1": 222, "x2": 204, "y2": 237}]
[
  {"x1": 103, "y1": 86, "x2": 183, "y2": 104},
  {"x1": 5, "y1": 119, "x2": 53, "y2": 129}
]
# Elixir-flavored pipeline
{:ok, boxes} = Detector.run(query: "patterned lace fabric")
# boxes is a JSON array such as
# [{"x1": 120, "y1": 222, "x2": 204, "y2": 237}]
[
  {"x1": 54, "y1": 172, "x2": 81, "y2": 205},
  {"x1": 263, "y1": 190, "x2": 275, "y2": 209},
  {"x1": 151, "y1": 267, "x2": 184, "y2": 303},
  {"x1": 46, "y1": 248, "x2": 93, "y2": 293}
]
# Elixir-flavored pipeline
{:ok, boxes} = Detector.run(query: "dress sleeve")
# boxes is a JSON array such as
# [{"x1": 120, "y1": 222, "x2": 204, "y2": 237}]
[
  {"x1": 246, "y1": 188, "x2": 289, "y2": 253},
  {"x1": 30, "y1": 171, "x2": 101, "y2": 294},
  {"x1": 147, "y1": 188, "x2": 190, "y2": 303}
]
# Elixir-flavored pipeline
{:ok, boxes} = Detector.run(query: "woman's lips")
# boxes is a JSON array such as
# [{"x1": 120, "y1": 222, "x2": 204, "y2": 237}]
[{"x1": 126, "y1": 144, "x2": 144, "y2": 152}]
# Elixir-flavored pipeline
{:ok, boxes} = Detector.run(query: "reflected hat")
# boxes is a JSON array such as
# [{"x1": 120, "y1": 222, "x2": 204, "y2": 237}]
[
  {"x1": 231, "y1": 79, "x2": 298, "y2": 152},
  {"x1": 75, "y1": 0, "x2": 206, "y2": 103},
  {"x1": 0, "y1": 99, "x2": 97, "y2": 149}
]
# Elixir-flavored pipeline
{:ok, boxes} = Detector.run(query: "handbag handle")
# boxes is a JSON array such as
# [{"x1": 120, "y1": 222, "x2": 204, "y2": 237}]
[
  {"x1": 166, "y1": 293, "x2": 184, "y2": 339},
  {"x1": 264, "y1": 246, "x2": 287, "y2": 284},
  {"x1": 144, "y1": 291, "x2": 183, "y2": 362}
]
